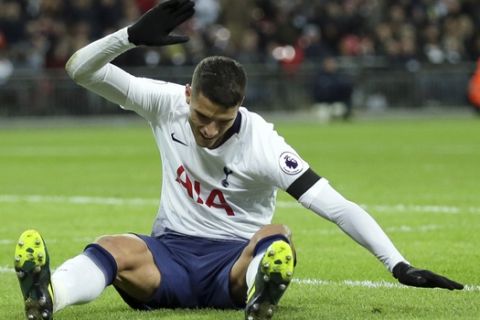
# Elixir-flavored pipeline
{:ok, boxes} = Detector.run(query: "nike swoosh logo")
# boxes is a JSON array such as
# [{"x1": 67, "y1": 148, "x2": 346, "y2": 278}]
[{"x1": 171, "y1": 132, "x2": 188, "y2": 146}]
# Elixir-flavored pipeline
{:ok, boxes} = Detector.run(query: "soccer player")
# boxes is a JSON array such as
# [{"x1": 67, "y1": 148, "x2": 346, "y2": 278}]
[{"x1": 14, "y1": 1, "x2": 463, "y2": 320}]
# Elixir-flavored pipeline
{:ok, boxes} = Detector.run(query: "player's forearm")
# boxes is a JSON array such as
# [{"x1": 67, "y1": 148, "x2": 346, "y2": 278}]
[
  {"x1": 65, "y1": 28, "x2": 137, "y2": 107},
  {"x1": 299, "y1": 179, "x2": 407, "y2": 271},
  {"x1": 66, "y1": 27, "x2": 134, "y2": 83}
]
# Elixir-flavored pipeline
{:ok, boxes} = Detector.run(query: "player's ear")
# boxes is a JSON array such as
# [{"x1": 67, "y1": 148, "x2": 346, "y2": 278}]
[{"x1": 185, "y1": 84, "x2": 192, "y2": 104}]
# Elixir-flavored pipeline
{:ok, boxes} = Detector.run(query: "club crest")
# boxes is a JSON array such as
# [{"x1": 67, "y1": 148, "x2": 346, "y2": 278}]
[
  {"x1": 279, "y1": 152, "x2": 303, "y2": 175},
  {"x1": 222, "y1": 166, "x2": 233, "y2": 187}
]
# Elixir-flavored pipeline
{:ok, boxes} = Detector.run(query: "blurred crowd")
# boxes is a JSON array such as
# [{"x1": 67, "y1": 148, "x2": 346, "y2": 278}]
[{"x1": 0, "y1": 0, "x2": 480, "y2": 71}]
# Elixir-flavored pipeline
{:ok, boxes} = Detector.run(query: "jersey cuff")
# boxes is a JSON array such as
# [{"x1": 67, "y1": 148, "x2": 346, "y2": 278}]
[{"x1": 286, "y1": 168, "x2": 322, "y2": 200}]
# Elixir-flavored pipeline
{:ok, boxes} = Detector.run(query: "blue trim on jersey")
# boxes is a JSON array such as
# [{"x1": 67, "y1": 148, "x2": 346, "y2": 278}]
[{"x1": 215, "y1": 111, "x2": 242, "y2": 148}]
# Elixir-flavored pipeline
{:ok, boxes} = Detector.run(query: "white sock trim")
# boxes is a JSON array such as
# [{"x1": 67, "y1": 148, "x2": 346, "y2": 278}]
[{"x1": 246, "y1": 251, "x2": 265, "y2": 291}]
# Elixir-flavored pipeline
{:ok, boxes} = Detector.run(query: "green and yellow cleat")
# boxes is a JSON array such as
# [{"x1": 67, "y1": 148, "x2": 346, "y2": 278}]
[
  {"x1": 14, "y1": 230, "x2": 54, "y2": 320},
  {"x1": 245, "y1": 240, "x2": 295, "y2": 320}
]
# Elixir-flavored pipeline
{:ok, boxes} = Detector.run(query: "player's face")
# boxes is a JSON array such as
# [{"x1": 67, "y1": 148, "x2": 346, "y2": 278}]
[{"x1": 186, "y1": 85, "x2": 239, "y2": 149}]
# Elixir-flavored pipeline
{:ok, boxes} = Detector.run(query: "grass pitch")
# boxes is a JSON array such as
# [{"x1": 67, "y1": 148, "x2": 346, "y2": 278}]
[{"x1": 1, "y1": 115, "x2": 479, "y2": 319}]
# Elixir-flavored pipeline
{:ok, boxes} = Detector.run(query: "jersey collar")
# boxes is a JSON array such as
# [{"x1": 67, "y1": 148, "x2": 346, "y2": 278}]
[{"x1": 215, "y1": 111, "x2": 242, "y2": 148}]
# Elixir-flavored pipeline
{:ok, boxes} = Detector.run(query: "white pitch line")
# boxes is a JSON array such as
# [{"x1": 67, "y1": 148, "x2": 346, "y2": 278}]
[
  {"x1": 0, "y1": 266, "x2": 13, "y2": 273},
  {"x1": 0, "y1": 237, "x2": 94, "y2": 246},
  {"x1": 1, "y1": 194, "x2": 480, "y2": 214},
  {"x1": 296, "y1": 224, "x2": 442, "y2": 236},
  {"x1": 385, "y1": 224, "x2": 441, "y2": 233},
  {"x1": 362, "y1": 204, "x2": 468, "y2": 215},
  {"x1": 0, "y1": 265, "x2": 477, "y2": 292},
  {"x1": 0, "y1": 195, "x2": 158, "y2": 206},
  {"x1": 293, "y1": 278, "x2": 406, "y2": 289},
  {"x1": 292, "y1": 278, "x2": 480, "y2": 292}
]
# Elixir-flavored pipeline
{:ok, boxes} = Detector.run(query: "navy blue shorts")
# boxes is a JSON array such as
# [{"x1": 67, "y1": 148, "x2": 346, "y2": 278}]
[{"x1": 115, "y1": 231, "x2": 248, "y2": 310}]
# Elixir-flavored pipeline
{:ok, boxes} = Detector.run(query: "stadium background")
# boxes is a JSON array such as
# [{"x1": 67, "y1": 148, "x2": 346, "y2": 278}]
[{"x1": 1, "y1": 0, "x2": 480, "y2": 116}]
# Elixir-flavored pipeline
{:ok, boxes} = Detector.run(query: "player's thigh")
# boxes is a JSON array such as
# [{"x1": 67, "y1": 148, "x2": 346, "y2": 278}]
[
  {"x1": 96, "y1": 234, "x2": 161, "y2": 300},
  {"x1": 229, "y1": 224, "x2": 293, "y2": 296}
]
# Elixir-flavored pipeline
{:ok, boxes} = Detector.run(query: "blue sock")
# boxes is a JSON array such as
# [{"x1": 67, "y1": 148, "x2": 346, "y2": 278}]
[{"x1": 83, "y1": 244, "x2": 118, "y2": 285}]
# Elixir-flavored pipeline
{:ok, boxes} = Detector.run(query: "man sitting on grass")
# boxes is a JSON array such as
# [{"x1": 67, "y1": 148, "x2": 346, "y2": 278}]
[{"x1": 14, "y1": 1, "x2": 463, "y2": 320}]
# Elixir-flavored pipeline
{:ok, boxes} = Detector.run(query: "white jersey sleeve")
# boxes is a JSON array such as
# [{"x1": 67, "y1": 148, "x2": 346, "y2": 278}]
[
  {"x1": 65, "y1": 27, "x2": 180, "y2": 121},
  {"x1": 247, "y1": 113, "x2": 310, "y2": 191},
  {"x1": 299, "y1": 179, "x2": 407, "y2": 271}
]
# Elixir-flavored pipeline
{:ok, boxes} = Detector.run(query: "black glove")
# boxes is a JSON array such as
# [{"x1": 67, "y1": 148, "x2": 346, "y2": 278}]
[
  {"x1": 393, "y1": 262, "x2": 464, "y2": 290},
  {"x1": 127, "y1": 0, "x2": 195, "y2": 46}
]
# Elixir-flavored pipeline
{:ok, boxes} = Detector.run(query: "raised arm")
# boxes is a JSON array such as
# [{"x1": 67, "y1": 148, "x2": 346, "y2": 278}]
[
  {"x1": 65, "y1": 0, "x2": 194, "y2": 111},
  {"x1": 65, "y1": 27, "x2": 135, "y2": 106}
]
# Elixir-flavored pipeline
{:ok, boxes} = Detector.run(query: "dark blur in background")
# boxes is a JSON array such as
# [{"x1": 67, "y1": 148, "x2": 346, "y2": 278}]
[{"x1": 1, "y1": 0, "x2": 479, "y2": 117}]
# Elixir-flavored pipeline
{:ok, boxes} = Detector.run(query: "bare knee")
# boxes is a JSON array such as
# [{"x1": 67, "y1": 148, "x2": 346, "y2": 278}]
[
  {"x1": 94, "y1": 235, "x2": 160, "y2": 300},
  {"x1": 95, "y1": 234, "x2": 148, "y2": 271},
  {"x1": 245, "y1": 224, "x2": 293, "y2": 256}
]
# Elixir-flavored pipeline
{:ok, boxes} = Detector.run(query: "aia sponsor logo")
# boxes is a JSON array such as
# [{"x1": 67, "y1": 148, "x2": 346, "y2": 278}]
[{"x1": 175, "y1": 165, "x2": 235, "y2": 216}]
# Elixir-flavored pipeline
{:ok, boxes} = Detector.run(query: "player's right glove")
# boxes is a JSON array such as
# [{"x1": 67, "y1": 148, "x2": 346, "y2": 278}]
[
  {"x1": 392, "y1": 262, "x2": 464, "y2": 290},
  {"x1": 127, "y1": 0, "x2": 195, "y2": 46}
]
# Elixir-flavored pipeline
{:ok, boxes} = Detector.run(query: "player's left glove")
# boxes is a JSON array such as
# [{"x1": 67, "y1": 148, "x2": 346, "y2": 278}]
[
  {"x1": 127, "y1": 0, "x2": 195, "y2": 46},
  {"x1": 392, "y1": 262, "x2": 464, "y2": 290}
]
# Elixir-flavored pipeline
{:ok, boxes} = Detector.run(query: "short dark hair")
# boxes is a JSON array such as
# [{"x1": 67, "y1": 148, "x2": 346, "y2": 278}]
[{"x1": 191, "y1": 56, "x2": 246, "y2": 108}]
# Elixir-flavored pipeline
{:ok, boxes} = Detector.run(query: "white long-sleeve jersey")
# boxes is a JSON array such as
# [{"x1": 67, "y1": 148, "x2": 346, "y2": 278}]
[{"x1": 66, "y1": 27, "x2": 406, "y2": 271}]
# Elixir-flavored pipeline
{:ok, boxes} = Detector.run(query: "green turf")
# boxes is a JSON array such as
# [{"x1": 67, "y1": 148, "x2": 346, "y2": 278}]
[{"x1": 1, "y1": 116, "x2": 479, "y2": 319}]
